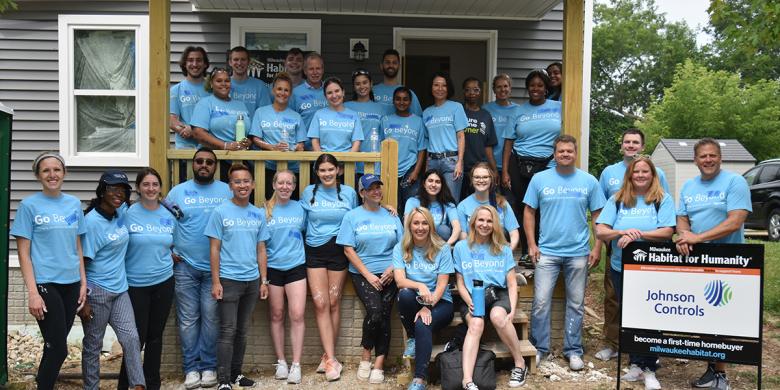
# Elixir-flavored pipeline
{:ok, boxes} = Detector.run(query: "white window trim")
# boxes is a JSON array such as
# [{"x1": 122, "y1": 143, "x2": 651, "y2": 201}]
[
  {"x1": 58, "y1": 14, "x2": 149, "y2": 167},
  {"x1": 230, "y1": 18, "x2": 321, "y2": 52}
]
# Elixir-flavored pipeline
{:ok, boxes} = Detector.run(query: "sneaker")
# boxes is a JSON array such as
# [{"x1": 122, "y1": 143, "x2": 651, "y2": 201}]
[
  {"x1": 535, "y1": 351, "x2": 549, "y2": 367},
  {"x1": 403, "y1": 338, "x2": 416, "y2": 358},
  {"x1": 463, "y1": 382, "x2": 480, "y2": 390},
  {"x1": 232, "y1": 374, "x2": 256, "y2": 388},
  {"x1": 217, "y1": 384, "x2": 232, "y2": 390},
  {"x1": 287, "y1": 362, "x2": 302, "y2": 384},
  {"x1": 325, "y1": 358, "x2": 343, "y2": 381},
  {"x1": 369, "y1": 368, "x2": 384, "y2": 384},
  {"x1": 274, "y1": 359, "x2": 289, "y2": 380},
  {"x1": 408, "y1": 381, "x2": 426, "y2": 390},
  {"x1": 692, "y1": 363, "x2": 717, "y2": 387},
  {"x1": 594, "y1": 347, "x2": 618, "y2": 361},
  {"x1": 184, "y1": 371, "x2": 201, "y2": 389},
  {"x1": 712, "y1": 372, "x2": 730, "y2": 390},
  {"x1": 357, "y1": 360, "x2": 372, "y2": 381},
  {"x1": 568, "y1": 355, "x2": 584, "y2": 371},
  {"x1": 621, "y1": 364, "x2": 644, "y2": 382},
  {"x1": 201, "y1": 370, "x2": 217, "y2": 387},
  {"x1": 508, "y1": 366, "x2": 528, "y2": 387},
  {"x1": 316, "y1": 353, "x2": 327, "y2": 373},
  {"x1": 643, "y1": 369, "x2": 661, "y2": 390}
]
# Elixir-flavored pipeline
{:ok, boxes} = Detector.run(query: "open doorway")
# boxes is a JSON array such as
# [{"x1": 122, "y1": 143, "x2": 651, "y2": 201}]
[{"x1": 405, "y1": 40, "x2": 487, "y2": 108}]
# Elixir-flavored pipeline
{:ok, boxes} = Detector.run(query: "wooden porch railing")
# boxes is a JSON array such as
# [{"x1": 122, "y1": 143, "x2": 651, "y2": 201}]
[{"x1": 165, "y1": 139, "x2": 399, "y2": 208}]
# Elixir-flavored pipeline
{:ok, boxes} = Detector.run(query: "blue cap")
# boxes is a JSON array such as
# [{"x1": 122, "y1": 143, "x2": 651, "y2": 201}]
[
  {"x1": 359, "y1": 174, "x2": 383, "y2": 191},
  {"x1": 99, "y1": 169, "x2": 130, "y2": 187}
]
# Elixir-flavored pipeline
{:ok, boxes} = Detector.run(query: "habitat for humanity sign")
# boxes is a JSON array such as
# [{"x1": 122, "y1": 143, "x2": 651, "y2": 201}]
[{"x1": 620, "y1": 242, "x2": 763, "y2": 365}]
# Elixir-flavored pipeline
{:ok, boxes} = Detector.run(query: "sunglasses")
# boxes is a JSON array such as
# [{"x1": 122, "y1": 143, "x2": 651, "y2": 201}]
[
  {"x1": 194, "y1": 158, "x2": 216, "y2": 166},
  {"x1": 352, "y1": 69, "x2": 370, "y2": 79}
]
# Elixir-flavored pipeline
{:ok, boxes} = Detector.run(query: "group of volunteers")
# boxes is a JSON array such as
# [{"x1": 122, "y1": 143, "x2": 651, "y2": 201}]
[{"x1": 13, "y1": 41, "x2": 750, "y2": 390}]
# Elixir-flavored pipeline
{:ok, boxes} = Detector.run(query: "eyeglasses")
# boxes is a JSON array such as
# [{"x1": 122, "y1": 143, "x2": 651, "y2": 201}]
[
  {"x1": 352, "y1": 69, "x2": 370, "y2": 79},
  {"x1": 464, "y1": 88, "x2": 481, "y2": 93},
  {"x1": 632, "y1": 154, "x2": 652, "y2": 160},
  {"x1": 472, "y1": 175, "x2": 491, "y2": 181},
  {"x1": 194, "y1": 158, "x2": 216, "y2": 166}
]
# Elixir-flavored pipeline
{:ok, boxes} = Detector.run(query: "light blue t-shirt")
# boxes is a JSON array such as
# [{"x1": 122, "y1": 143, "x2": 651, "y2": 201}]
[
  {"x1": 453, "y1": 240, "x2": 515, "y2": 295},
  {"x1": 482, "y1": 101, "x2": 521, "y2": 170},
  {"x1": 301, "y1": 184, "x2": 358, "y2": 246},
  {"x1": 373, "y1": 83, "x2": 423, "y2": 116},
  {"x1": 337, "y1": 206, "x2": 404, "y2": 275},
  {"x1": 165, "y1": 180, "x2": 231, "y2": 271},
  {"x1": 261, "y1": 200, "x2": 306, "y2": 271},
  {"x1": 599, "y1": 160, "x2": 670, "y2": 197},
  {"x1": 523, "y1": 168, "x2": 606, "y2": 257},
  {"x1": 191, "y1": 95, "x2": 252, "y2": 143},
  {"x1": 170, "y1": 79, "x2": 211, "y2": 149},
  {"x1": 230, "y1": 77, "x2": 271, "y2": 114},
  {"x1": 291, "y1": 81, "x2": 327, "y2": 148},
  {"x1": 505, "y1": 100, "x2": 561, "y2": 159},
  {"x1": 10, "y1": 193, "x2": 86, "y2": 284},
  {"x1": 392, "y1": 243, "x2": 454, "y2": 302},
  {"x1": 123, "y1": 203, "x2": 175, "y2": 287},
  {"x1": 248, "y1": 105, "x2": 306, "y2": 171},
  {"x1": 204, "y1": 201, "x2": 269, "y2": 282},
  {"x1": 596, "y1": 194, "x2": 676, "y2": 272},
  {"x1": 345, "y1": 100, "x2": 392, "y2": 174},
  {"x1": 457, "y1": 194, "x2": 520, "y2": 235},
  {"x1": 307, "y1": 107, "x2": 364, "y2": 152},
  {"x1": 82, "y1": 208, "x2": 130, "y2": 294},
  {"x1": 423, "y1": 100, "x2": 469, "y2": 154},
  {"x1": 404, "y1": 197, "x2": 458, "y2": 235},
  {"x1": 382, "y1": 114, "x2": 428, "y2": 177},
  {"x1": 677, "y1": 170, "x2": 752, "y2": 244}
]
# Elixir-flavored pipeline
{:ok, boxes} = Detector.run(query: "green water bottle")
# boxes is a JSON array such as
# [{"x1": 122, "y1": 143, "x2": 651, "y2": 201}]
[{"x1": 235, "y1": 114, "x2": 246, "y2": 141}]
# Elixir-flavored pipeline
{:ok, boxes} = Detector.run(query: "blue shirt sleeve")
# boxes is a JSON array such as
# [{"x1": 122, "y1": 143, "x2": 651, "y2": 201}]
[
  {"x1": 727, "y1": 175, "x2": 752, "y2": 212},
  {"x1": 657, "y1": 194, "x2": 677, "y2": 227},
  {"x1": 438, "y1": 245, "x2": 454, "y2": 274},
  {"x1": 657, "y1": 168, "x2": 671, "y2": 194},
  {"x1": 203, "y1": 208, "x2": 223, "y2": 240},
  {"x1": 170, "y1": 85, "x2": 180, "y2": 116},
  {"x1": 453, "y1": 104, "x2": 468, "y2": 132},
  {"x1": 81, "y1": 221, "x2": 104, "y2": 260},
  {"x1": 191, "y1": 99, "x2": 211, "y2": 130},
  {"x1": 307, "y1": 110, "x2": 321, "y2": 139},
  {"x1": 10, "y1": 202, "x2": 33, "y2": 239},
  {"x1": 502, "y1": 202, "x2": 520, "y2": 231},
  {"x1": 392, "y1": 244, "x2": 405, "y2": 269},
  {"x1": 351, "y1": 115, "x2": 364, "y2": 143},
  {"x1": 503, "y1": 246, "x2": 515, "y2": 273},
  {"x1": 335, "y1": 212, "x2": 356, "y2": 247},
  {"x1": 523, "y1": 176, "x2": 540, "y2": 209},
  {"x1": 596, "y1": 196, "x2": 618, "y2": 226},
  {"x1": 410, "y1": 90, "x2": 423, "y2": 117},
  {"x1": 588, "y1": 177, "x2": 607, "y2": 211}
]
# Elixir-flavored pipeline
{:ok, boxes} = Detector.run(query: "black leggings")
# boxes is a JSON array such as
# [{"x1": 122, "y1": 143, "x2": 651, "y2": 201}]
[
  {"x1": 35, "y1": 282, "x2": 80, "y2": 390},
  {"x1": 507, "y1": 154, "x2": 543, "y2": 255},
  {"x1": 350, "y1": 273, "x2": 398, "y2": 357},
  {"x1": 117, "y1": 277, "x2": 175, "y2": 390}
]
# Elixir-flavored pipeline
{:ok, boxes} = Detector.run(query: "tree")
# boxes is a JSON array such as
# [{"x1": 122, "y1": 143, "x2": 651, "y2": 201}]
[
  {"x1": 588, "y1": 109, "x2": 634, "y2": 177},
  {"x1": 0, "y1": 0, "x2": 16, "y2": 13},
  {"x1": 591, "y1": 0, "x2": 700, "y2": 119},
  {"x1": 707, "y1": 0, "x2": 780, "y2": 82},
  {"x1": 642, "y1": 60, "x2": 780, "y2": 162}
]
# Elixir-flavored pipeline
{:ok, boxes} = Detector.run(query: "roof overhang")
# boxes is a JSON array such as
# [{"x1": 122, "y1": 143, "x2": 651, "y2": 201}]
[{"x1": 189, "y1": 0, "x2": 562, "y2": 21}]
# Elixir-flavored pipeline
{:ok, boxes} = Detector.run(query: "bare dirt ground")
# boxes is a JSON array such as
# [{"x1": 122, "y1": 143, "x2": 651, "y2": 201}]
[{"x1": 7, "y1": 271, "x2": 776, "y2": 389}]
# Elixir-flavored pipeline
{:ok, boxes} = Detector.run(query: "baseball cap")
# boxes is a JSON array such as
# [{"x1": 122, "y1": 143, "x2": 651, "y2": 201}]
[
  {"x1": 99, "y1": 169, "x2": 130, "y2": 188},
  {"x1": 359, "y1": 174, "x2": 383, "y2": 191}
]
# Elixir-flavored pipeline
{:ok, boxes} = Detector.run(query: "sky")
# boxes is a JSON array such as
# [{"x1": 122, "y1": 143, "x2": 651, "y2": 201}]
[{"x1": 650, "y1": 0, "x2": 713, "y2": 46}]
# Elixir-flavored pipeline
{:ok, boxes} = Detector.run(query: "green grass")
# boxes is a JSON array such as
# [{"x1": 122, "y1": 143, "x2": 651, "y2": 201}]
[{"x1": 758, "y1": 239, "x2": 780, "y2": 315}]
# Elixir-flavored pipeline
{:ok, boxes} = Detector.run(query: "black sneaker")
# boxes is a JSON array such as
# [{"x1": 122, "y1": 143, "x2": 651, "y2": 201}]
[
  {"x1": 509, "y1": 366, "x2": 527, "y2": 387},
  {"x1": 692, "y1": 363, "x2": 717, "y2": 388},
  {"x1": 217, "y1": 383, "x2": 231, "y2": 390},
  {"x1": 232, "y1": 374, "x2": 257, "y2": 388}
]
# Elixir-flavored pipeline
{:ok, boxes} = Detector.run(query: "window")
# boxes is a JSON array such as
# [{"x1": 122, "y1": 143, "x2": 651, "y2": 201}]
[
  {"x1": 230, "y1": 18, "x2": 321, "y2": 52},
  {"x1": 58, "y1": 15, "x2": 149, "y2": 167},
  {"x1": 743, "y1": 167, "x2": 760, "y2": 186},
  {"x1": 757, "y1": 164, "x2": 780, "y2": 184}
]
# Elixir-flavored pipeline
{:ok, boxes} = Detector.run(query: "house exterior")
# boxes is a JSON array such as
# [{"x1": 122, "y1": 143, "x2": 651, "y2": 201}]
[
  {"x1": 651, "y1": 138, "x2": 756, "y2": 204},
  {"x1": 2, "y1": 0, "x2": 592, "y2": 375}
]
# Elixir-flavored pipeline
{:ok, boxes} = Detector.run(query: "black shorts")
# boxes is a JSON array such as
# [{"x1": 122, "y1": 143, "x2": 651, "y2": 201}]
[
  {"x1": 267, "y1": 264, "x2": 307, "y2": 287},
  {"x1": 304, "y1": 236, "x2": 348, "y2": 271},
  {"x1": 457, "y1": 286, "x2": 511, "y2": 322}
]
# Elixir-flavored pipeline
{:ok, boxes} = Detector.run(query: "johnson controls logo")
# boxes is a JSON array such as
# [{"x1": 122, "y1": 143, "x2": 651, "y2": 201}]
[
  {"x1": 704, "y1": 280, "x2": 732, "y2": 307},
  {"x1": 633, "y1": 249, "x2": 648, "y2": 262}
]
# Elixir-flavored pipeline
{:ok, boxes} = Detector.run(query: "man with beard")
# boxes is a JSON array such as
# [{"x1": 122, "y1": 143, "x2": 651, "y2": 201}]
[
  {"x1": 228, "y1": 46, "x2": 271, "y2": 114},
  {"x1": 170, "y1": 47, "x2": 211, "y2": 150},
  {"x1": 373, "y1": 49, "x2": 423, "y2": 116},
  {"x1": 284, "y1": 48, "x2": 305, "y2": 87},
  {"x1": 165, "y1": 148, "x2": 232, "y2": 389}
]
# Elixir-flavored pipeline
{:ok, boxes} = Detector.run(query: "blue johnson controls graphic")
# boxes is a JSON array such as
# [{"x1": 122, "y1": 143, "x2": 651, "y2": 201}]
[{"x1": 704, "y1": 280, "x2": 733, "y2": 307}]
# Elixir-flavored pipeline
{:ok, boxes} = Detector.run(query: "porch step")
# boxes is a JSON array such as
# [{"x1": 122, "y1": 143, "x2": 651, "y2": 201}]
[{"x1": 449, "y1": 310, "x2": 528, "y2": 327}]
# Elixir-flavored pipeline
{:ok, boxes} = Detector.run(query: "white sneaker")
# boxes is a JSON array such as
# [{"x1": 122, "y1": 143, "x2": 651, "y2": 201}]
[
  {"x1": 594, "y1": 347, "x2": 618, "y2": 361},
  {"x1": 184, "y1": 371, "x2": 201, "y2": 389},
  {"x1": 621, "y1": 364, "x2": 644, "y2": 382},
  {"x1": 568, "y1": 355, "x2": 584, "y2": 371},
  {"x1": 201, "y1": 370, "x2": 218, "y2": 387},
  {"x1": 316, "y1": 353, "x2": 327, "y2": 373},
  {"x1": 368, "y1": 368, "x2": 384, "y2": 384},
  {"x1": 274, "y1": 359, "x2": 289, "y2": 380},
  {"x1": 287, "y1": 362, "x2": 302, "y2": 384},
  {"x1": 357, "y1": 360, "x2": 372, "y2": 381},
  {"x1": 643, "y1": 369, "x2": 661, "y2": 390}
]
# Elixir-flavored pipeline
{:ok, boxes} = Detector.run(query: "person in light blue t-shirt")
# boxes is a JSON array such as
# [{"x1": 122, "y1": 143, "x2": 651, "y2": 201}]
[
  {"x1": 404, "y1": 170, "x2": 461, "y2": 245},
  {"x1": 345, "y1": 68, "x2": 393, "y2": 176},
  {"x1": 595, "y1": 156, "x2": 675, "y2": 389},
  {"x1": 228, "y1": 46, "x2": 271, "y2": 114},
  {"x1": 118, "y1": 168, "x2": 177, "y2": 390},
  {"x1": 170, "y1": 47, "x2": 211, "y2": 149},
  {"x1": 260, "y1": 170, "x2": 307, "y2": 384},
  {"x1": 393, "y1": 207, "x2": 454, "y2": 388},
  {"x1": 673, "y1": 138, "x2": 752, "y2": 389},
  {"x1": 204, "y1": 164, "x2": 269, "y2": 388},
  {"x1": 81, "y1": 170, "x2": 146, "y2": 390},
  {"x1": 373, "y1": 49, "x2": 423, "y2": 116},
  {"x1": 308, "y1": 77, "x2": 364, "y2": 152},
  {"x1": 191, "y1": 68, "x2": 252, "y2": 152},
  {"x1": 483, "y1": 73, "x2": 522, "y2": 179},
  {"x1": 291, "y1": 53, "x2": 327, "y2": 150},
  {"x1": 337, "y1": 174, "x2": 403, "y2": 384},
  {"x1": 523, "y1": 135, "x2": 605, "y2": 370},
  {"x1": 165, "y1": 148, "x2": 231, "y2": 385},
  {"x1": 454, "y1": 205, "x2": 528, "y2": 389},
  {"x1": 457, "y1": 163, "x2": 520, "y2": 249},
  {"x1": 424, "y1": 71, "x2": 468, "y2": 199},
  {"x1": 10, "y1": 152, "x2": 87, "y2": 389}
]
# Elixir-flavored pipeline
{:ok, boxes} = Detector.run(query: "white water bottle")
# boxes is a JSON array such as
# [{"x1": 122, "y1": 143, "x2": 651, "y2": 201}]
[
  {"x1": 370, "y1": 128, "x2": 380, "y2": 152},
  {"x1": 281, "y1": 127, "x2": 294, "y2": 150}
]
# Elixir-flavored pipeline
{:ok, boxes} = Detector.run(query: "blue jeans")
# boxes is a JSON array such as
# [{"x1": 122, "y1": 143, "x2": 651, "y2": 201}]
[
  {"x1": 397, "y1": 288, "x2": 454, "y2": 380},
  {"x1": 427, "y1": 155, "x2": 462, "y2": 201},
  {"x1": 531, "y1": 254, "x2": 588, "y2": 357},
  {"x1": 610, "y1": 269, "x2": 658, "y2": 372},
  {"x1": 174, "y1": 261, "x2": 218, "y2": 374}
]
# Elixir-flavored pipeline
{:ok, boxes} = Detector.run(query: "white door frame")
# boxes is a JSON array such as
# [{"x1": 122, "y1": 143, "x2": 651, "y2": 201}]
[{"x1": 393, "y1": 28, "x2": 498, "y2": 86}]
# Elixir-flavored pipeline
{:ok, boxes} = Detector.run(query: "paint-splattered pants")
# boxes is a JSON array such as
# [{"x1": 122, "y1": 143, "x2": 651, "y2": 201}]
[{"x1": 351, "y1": 272, "x2": 398, "y2": 357}]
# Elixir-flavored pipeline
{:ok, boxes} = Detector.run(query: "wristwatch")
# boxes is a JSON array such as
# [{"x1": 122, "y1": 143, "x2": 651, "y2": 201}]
[{"x1": 261, "y1": 279, "x2": 270, "y2": 285}]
